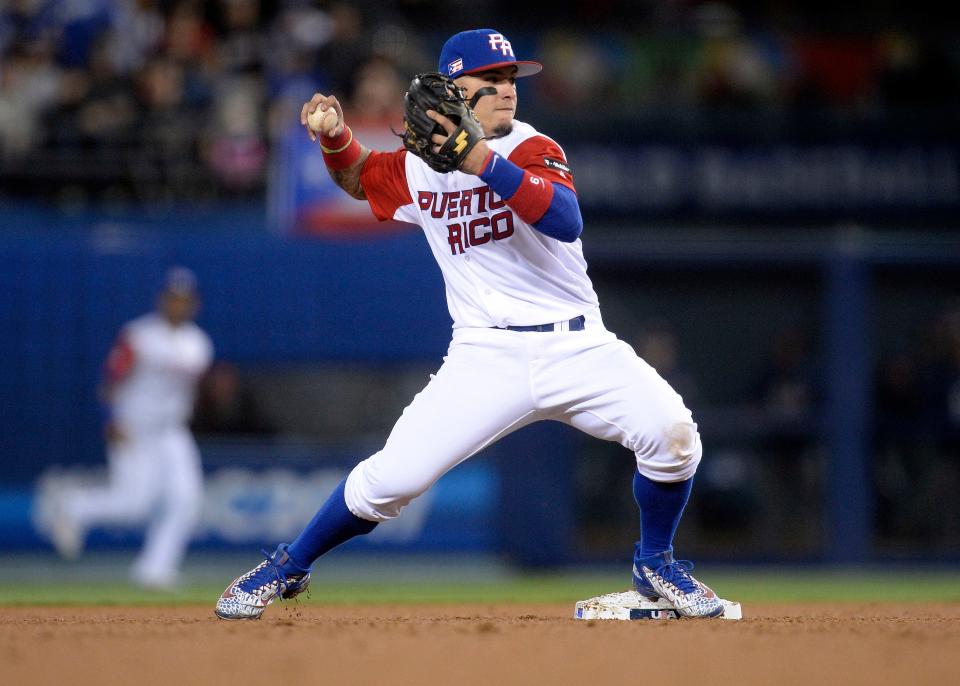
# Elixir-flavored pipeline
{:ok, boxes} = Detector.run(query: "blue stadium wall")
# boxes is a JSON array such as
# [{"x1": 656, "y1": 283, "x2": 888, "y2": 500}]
[{"x1": 3, "y1": 204, "x2": 957, "y2": 564}]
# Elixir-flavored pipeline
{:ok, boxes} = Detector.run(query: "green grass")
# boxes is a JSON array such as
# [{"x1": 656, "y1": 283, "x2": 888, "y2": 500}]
[{"x1": 3, "y1": 570, "x2": 959, "y2": 607}]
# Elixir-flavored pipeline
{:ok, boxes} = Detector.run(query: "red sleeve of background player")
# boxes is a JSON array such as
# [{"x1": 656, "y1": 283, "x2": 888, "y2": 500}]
[
  {"x1": 507, "y1": 136, "x2": 576, "y2": 193},
  {"x1": 104, "y1": 335, "x2": 135, "y2": 382},
  {"x1": 359, "y1": 149, "x2": 413, "y2": 221}
]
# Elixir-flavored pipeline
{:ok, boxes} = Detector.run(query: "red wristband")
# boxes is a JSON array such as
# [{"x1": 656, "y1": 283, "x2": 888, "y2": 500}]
[{"x1": 320, "y1": 126, "x2": 362, "y2": 170}]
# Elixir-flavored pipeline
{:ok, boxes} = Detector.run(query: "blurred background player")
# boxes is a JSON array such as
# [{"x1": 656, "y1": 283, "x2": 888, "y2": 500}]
[{"x1": 49, "y1": 267, "x2": 214, "y2": 590}]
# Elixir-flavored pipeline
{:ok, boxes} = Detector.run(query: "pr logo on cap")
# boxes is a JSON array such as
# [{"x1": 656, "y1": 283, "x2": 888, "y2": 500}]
[
  {"x1": 487, "y1": 33, "x2": 514, "y2": 57},
  {"x1": 448, "y1": 57, "x2": 464, "y2": 75}
]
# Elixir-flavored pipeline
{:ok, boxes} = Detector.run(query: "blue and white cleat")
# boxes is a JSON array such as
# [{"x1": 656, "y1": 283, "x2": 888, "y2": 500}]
[
  {"x1": 215, "y1": 544, "x2": 312, "y2": 620},
  {"x1": 632, "y1": 549, "x2": 725, "y2": 618}
]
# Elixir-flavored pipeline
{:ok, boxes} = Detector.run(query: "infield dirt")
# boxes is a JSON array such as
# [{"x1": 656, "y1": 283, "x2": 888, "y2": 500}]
[{"x1": 4, "y1": 603, "x2": 958, "y2": 685}]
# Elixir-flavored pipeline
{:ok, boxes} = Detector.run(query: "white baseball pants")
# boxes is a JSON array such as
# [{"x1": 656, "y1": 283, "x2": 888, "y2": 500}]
[
  {"x1": 63, "y1": 426, "x2": 203, "y2": 585},
  {"x1": 345, "y1": 310, "x2": 702, "y2": 522}
]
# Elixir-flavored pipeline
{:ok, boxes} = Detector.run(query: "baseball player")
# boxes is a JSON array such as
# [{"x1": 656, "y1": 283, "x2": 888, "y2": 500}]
[
  {"x1": 216, "y1": 29, "x2": 725, "y2": 619},
  {"x1": 51, "y1": 267, "x2": 213, "y2": 589}
]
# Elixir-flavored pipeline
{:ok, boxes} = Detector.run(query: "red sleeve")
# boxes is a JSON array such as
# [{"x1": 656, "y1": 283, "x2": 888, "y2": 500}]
[
  {"x1": 104, "y1": 335, "x2": 135, "y2": 382},
  {"x1": 507, "y1": 136, "x2": 576, "y2": 193},
  {"x1": 359, "y1": 150, "x2": 413, "y2": 221}
]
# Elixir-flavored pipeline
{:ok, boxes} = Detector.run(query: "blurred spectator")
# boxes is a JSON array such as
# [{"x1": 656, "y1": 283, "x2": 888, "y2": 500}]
[
  {"x1": 752, "y1": 325, "x2": 822, "y2": 548},
  {"x1": 534, "y1": 29, "x2": 618, "y2": 107},
  {"x1": 876, "y1": 33, "x2": 960, "y2": 108},
  {"x1": 691, "y1": 2, "x2": 781, "y2": 106},
  {"x1": 264, "y1": 2, "x2": 329, "y2": 137},
  {"x1": 164, "y1": 0, "x2": 217, "y2": 106},
  {"x1": 755, "y1": 325, "x2": 819, "y2": 428},
  {"x1": 873, "y1": 349, "x2": 931, "y2": 539},
  {"x1": 214, "y1": 0, "x2": 269, "y2": 76},
  {"x1": 54, "y1": 0, "x2": 114, "y2": 69},
  {"x1": 134, "y1": 53, "x2": 210, "y2": 201},
  {"x1": 192, "y1": 361, "x2": 277, "y2": 437},
  {"x1": 620, "y1": 33, "x2": 700, "y2": 107},
  {"x1": 109, "y1": 0, "x2": 165, "y2": 76},
  {"x1": 0, "y1": 38, "x2": 62, "y2": 159},
  {"x1": 694, "y1": 448, "x2": 761, "y2": 537},
  {"x1": 346, "y1": 55, "x2": 405, "y2": 126},
  {"x1": 788, "y1": 34, "x2": 877, "y2": 108},
  {"x1": 930, "y1": 304, "x2": 960, "y2": 456},
  {"x1": 926, "y1": 304, "x2": 960, "y2": 542},
  {"x1": 29, "y1": 29, "x2": 139, "y2": 204},
  {"x1": 67, "y1": 31, "x2": 138, "y2": 147},
  {"x1": 311, "y1": 2, "x2": 368, "y2": 98},
  {"x1": 873, "y1": 301, "x2": 960, "y2": 546},
  {"x1": 633, "y1": 318, "x2": 700, "y2": 406},
  {"x1": 203, "y1": 75, "x2": 268, "y2": 192},
  {"x1": 199, "y1": 0, "x2": 270, "y2": 192}
]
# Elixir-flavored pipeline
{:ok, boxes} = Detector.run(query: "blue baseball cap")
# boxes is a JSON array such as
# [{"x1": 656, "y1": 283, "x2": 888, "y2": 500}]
[{"x1": 438, "y1": 29, "x2": 543, "y2": 79}]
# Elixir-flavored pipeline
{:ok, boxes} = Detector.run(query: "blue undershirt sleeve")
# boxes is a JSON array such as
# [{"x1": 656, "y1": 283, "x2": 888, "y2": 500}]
[{"x1": 533, "y1": 184, "x2": 583, "y2": 242}]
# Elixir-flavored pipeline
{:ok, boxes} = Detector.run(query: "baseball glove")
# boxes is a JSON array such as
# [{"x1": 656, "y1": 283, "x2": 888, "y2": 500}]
[{"x1": 400, "y1": 72, "x2": 486, "y2": 173}]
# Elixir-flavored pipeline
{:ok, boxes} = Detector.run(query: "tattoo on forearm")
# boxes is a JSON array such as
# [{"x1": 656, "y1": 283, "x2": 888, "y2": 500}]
[{"x1": 329, "y1": 147, "x2": 370, "y2": 200}]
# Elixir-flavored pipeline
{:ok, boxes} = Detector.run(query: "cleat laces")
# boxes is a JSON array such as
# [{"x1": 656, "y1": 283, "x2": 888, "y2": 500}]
[
  {"x1": 652, "y1": 559, "x2": 700, "y2": 596},
  {"x1": 240, "y1": 549, "x2": 296, "y2": 597}
]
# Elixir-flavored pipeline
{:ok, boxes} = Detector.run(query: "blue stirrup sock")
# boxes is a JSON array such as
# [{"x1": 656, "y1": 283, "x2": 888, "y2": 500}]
[
  {"x1": 632, "y1": 471, "x2": 693, "y2": 562},
  {"x1": 285, "y1": 479, "x2": 378, "y2": 569}
]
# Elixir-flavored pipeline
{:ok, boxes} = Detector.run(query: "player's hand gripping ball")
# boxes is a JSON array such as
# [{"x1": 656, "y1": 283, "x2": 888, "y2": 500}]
[
  {"x1": 307, "y1": 105, "x2": 340, "y2": 136},
  {"x1": 307, "y1": 106, "x2": 340, "y2": 135},
  {"x1": 401, "y1": 72, "x2": 486, "y2": 173}
]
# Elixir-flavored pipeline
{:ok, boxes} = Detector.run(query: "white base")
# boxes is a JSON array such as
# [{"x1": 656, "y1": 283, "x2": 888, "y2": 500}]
[{"x1": 574, "y1": 590, "x2": 742, "y2": 621}]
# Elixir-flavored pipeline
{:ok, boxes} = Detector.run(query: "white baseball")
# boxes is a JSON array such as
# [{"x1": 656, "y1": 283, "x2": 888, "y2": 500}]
[{"x1": 307, "y1": 106, "x2": 339, "y2": 135}]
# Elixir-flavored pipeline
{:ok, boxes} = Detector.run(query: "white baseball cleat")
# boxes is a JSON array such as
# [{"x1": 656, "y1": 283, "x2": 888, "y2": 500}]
[
  {"x1": 632, "y1": 549, "x2": 726, "y2": 618},
  {"x1": 215, "y1": 544, "x2": 311, "y2": 620}
]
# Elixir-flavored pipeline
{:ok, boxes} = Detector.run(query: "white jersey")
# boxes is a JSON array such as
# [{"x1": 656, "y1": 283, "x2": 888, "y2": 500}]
[
  {"x1": 360, "y1": 120, "x2": 599, "y2": 328},
  {"x1": 107, "y1": 313, "x2": 214, "y2": 433}
]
